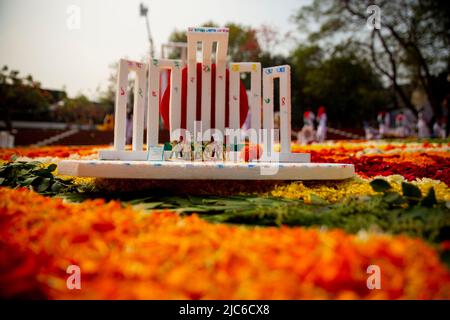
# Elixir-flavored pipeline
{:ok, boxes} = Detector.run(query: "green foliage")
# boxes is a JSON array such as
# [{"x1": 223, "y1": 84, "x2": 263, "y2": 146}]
[
  {"x1": 369, "y1": 178, "x2": 392, "y2": 192},
  {"x1": 293, "y1": 0, "x2": 450, "y2": 119},
  {"x1": 421, "y1": 188, "x2": 438, "y2": 208},
  {"x1": 290, "y1": 45, "x2": 387, "y2": 127},
  {"x1": 0, "y1": 66, "x2": 52, "y2": 130},
  {"x1": 2, "y1": 161, "x2": 448, "y2": 247},
  {"x1": 57, "y1": 180, "x2": 450, "y2": 245},
  {"x1": 56, "y1": 94, "x2": 111, "y2": 125},
  {"x1": 0, "y1": 162, "x2": 77, "y2": 195},
  {"x1": 195, "y1": 195, "x2": 449, "y2": 244},
  {"x1": 369, "y1": 178, "x2": 440, "y2": 209}
]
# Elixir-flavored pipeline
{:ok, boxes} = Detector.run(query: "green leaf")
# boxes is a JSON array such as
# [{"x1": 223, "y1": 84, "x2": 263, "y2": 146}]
[
  {"x1": 20, "y1": 176, "x2": 39, "y2": 186},
  {"x1": 421, "y1": 188, "x2": 437, "y2": 208},
  {"x1": 309, "y1": 194, "x2": 329, "y2": 205},
  {"x1": 32, "y1": 170, "x2": 53, "y2": 178},
  {"x1": 127, "y1": 197, "x2": 154, "y2": 205},
  {"x1": 177, "y1": 207, "x2": 210, "y2": 213},
  {"x1": 402, "y1": 182, "x2": 422, "y2": 198},
  {"x1": 370, "y1": 179, "x2": 392, "y2": 192},
  {"x1": 142, "y1": 202, "x2": 165, "y2": 209},
  {"x1": 51, "y1": 181, "x2": 64, "y2": 193},
  {"x1": 37, "y1": 178, "x2": 51, "y2": 192},
  {"x1": 382, "y1": 191, "x2": 404, "y2": 205},
  {"x1": 46, "y1": 164, "x2": 57, "y2": 172}
]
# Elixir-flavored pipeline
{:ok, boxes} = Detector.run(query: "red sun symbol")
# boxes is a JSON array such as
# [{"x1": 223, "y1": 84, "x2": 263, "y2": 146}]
[{"x1": 160, "y1": 63, "x2": 249, "y2": 130}]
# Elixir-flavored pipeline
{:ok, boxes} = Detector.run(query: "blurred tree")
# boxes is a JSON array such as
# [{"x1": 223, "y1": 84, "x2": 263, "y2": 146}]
[
  {"x1": 294, "y1": 0, "x2": 450, "y2": 118},
  {"x1": 0, "y1": 66, "x2": 51, "y2": 131},
  {"x1": 290, "y1": 44, "x2": 323, "y2": 114},
  {"x1": 295, "y1": 45, "x2": 387, "y2": 127},
  {"x1": 256, "y1": 24, "x2": 297, "y2": 55},
  {"x1": 98, "y1": 61, "x2": 119, "y2": 108},
  {"x1": 56, "y1": 94, "x2": 110, "y2": 125},
  {"x1": 226, "y1": 22, "x2": 261, "y2": 61},
  {"x1": 257, "y1": 24, "x2": 281, "y2": 54}
]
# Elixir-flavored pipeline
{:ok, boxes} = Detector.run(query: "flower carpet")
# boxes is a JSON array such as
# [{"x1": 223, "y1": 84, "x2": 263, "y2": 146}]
[{"x1": 0, "y1": 140, "x2": 449, "y2": 299}]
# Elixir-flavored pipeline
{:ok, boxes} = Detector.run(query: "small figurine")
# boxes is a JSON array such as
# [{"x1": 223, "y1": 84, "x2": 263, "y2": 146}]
[
  {"x1": 193, "y1": 141, "x2": 203, "y2": 161},
  {"x1": 169, "y1": 140, "x2": 183, "y2": 160},
  {"x1": 182, "y1": 141, "x2": 192, "y2": 160},
  {"x1": 203, "y1": 139, "x2": 223, "y2": 161}
]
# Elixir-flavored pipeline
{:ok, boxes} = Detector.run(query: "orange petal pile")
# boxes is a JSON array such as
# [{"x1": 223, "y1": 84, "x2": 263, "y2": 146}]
[
  {"x1": 0, "y1": 145, "x2": 101, "y2": 161},
  {"x1": 1, "y1": 187, "x2": 448, "y2": 299}
]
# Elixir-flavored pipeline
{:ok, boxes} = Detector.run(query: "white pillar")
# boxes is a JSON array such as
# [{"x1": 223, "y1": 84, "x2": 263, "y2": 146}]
[
  {"x1": 277, "y1": 66, "x2": 291, "y2": 154},
  {"x1": 186, "y1": 27, "x2": 229, "y2": 141},
  {"x1": 214, "y1": 34, "x2": 229, "y2": 136},
  {"x1": 100, "y1": 59, "x2": 149, "y2": 161},
  {"x1": 148, "y1": 58, "x2": 185, "y2": 145},
  {"x1": 229, "y1": 62, "x2": 261, "y2": 145},
  {"x1": 186, "y1": 32, "x2": 198, "y2": 135},
  {"x1": 113, "y1": 59, "x2": 129, "y2": 151},
  {"x1": 201, "y1": 40, "x2": 213, "y2": 139},
  {"x1": 262, "y1": 65, "x2": 310, "y2": 163},
  {"x1": 132, "y1": 62, "x2": 146, "y2": 151}
]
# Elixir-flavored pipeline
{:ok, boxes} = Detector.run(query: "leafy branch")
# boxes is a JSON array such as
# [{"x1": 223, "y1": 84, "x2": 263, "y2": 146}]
[{"x1": 0, "y1": 161, "x2": 77, "y2": 195}]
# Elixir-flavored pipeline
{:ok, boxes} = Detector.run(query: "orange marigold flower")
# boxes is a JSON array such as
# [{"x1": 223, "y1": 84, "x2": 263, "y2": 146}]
[{"x1": 0, "y1": 187, "x2": 449, "y2": 300}]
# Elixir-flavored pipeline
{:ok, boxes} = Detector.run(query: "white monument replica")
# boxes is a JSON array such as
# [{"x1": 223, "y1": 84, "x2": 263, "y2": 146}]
[{"x1": 59, "y1": 27, "x2": 354, "y2": 180}]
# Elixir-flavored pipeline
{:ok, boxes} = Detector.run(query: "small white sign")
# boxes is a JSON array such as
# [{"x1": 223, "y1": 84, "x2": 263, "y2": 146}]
[{"x1": 147, "y1": 146, "x2": 164, "y2": 161}]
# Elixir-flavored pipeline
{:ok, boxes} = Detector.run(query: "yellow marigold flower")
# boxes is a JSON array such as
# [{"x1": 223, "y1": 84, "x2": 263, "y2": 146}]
[
  {"x1": 271, "y1": 175, "x2": 449, "y2": 203},
  {"x1": 271, "y1": 178, "x2": 376, "y2": 203}
]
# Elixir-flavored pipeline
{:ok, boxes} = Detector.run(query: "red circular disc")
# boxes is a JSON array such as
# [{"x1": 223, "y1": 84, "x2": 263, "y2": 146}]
[{"x1": 160, "y1": 63, "x2": 249, "y2": 131}]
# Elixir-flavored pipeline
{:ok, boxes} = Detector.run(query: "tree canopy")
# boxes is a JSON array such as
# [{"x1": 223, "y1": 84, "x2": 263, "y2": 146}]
[{"x1": 293, "y1": 0, "x2": 450, "y2": 118}]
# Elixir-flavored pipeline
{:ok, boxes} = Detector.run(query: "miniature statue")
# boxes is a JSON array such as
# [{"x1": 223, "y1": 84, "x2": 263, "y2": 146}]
[
  {"x1": 203, "y1": 140, "x2": 223, "y2": 161},
  {"x1": 193, "y1": 141, "x2": 203, "y2": 161},
  {"x1": 169, "y1": 141, "x2": 183, "y2": 160},
  {"x1": 182, "y1": 141, "x2": 192, "y2": 160}
]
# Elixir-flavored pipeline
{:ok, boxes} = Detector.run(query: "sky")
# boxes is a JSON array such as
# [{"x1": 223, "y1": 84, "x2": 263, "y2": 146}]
[{"x1": 0, "y1": 0, "x2": 310, "y2": 100}]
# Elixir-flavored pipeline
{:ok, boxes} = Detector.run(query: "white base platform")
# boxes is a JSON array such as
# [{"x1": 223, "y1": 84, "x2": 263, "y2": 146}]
[{"x1": 58, "y1": 160, "x2": 355, "y2": 180}]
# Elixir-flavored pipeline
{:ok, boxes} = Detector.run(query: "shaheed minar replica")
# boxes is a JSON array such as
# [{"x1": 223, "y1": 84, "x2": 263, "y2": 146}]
[{"x1": 59, "y1": 27, "x2": 354, "y2": 180}]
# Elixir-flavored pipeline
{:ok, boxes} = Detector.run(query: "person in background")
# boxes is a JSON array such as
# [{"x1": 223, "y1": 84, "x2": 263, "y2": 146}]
[
  {"x1": 126, "y1": 108, "x2": 133, "y2": 145},
  {"x1": 417, "y1": 110, "x2": 430, "y2": 139},
  {"x1": 395, "y1": 111, "x2": 407, "y2": 137},
  {"x1": 297, "y1": 109, "x2": 316, "y2": 145},
  {"x1": 377, "y1": 111, "x2": 390, "y2": 138},
  {"x1": 304, "y1": 109, "x2": 315, "y2": 127},
  {"x1": 443, "y1": 95, "x2": 450, "y2": 137},
  {"x1": 364, "y1": 121, "x2": 376, "y2": 140},
  {"x1": 433, "y1": 118, "x2": 447, "y2": 139},
  {"x1": 316, "y1": 106, "x2": 327, "y2": 142}
]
